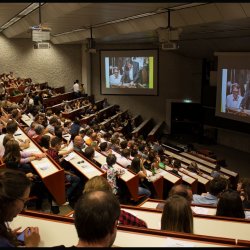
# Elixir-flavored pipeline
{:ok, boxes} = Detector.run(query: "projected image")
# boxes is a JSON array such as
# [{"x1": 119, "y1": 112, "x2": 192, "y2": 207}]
[
  {"x1": 105, "y1": 56, "x2": 153, "y2": 89},
  {"x1": 221, "y1": 69, "x2": 250, "y2": 117}
]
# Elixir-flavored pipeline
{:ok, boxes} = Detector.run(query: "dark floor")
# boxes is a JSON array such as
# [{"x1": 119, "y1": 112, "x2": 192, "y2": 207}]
[{"x1": 161, "y1": 133, "x2": 250, "y2": 179}]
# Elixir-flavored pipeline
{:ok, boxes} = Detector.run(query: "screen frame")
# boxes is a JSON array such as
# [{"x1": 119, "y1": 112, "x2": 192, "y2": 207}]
[
  {"x1": 99, "y1": 49, "x2": 159, "y2": 96},
  {"x1": 215, "y1": 52, "x2": 250, "y2": 124}
]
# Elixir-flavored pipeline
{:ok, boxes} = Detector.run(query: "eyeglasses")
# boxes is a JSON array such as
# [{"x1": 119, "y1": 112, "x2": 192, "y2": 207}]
[{"x1": 17, "y1": 197, "x2": 29, "y2": 205}]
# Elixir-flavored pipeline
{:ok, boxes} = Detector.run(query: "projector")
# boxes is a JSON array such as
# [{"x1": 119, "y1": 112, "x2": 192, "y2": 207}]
[
  {"x1": 34, "y1": 42, "x2": 50, "y2": 49},
  {"x1": 161, "y1": 42, "x2": 179, "y2": 50}
]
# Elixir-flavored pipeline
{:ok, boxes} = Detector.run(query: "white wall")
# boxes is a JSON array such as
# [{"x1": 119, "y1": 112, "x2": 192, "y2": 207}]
[{"x1": 0, "y1": 35, "x2": 82, "y2": 91}]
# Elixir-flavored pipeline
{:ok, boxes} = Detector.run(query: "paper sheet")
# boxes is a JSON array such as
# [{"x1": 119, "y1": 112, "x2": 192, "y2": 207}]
[
  {"x1": 191, "y1": 206, "x2": 209, "y2": 215},
  {"x1": 64, "y1": 152, "x2": 76, "y2": 161}
]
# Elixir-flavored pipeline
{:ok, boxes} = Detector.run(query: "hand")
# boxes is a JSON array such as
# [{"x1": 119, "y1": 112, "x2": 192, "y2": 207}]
[
  {"x1": 25, "y1": 139, "x2": 30, "y2": 143},
  {"x1": 35, "y1": 153, "x2": 45, "y2": 159},
  {"x1": 26, "y1": 172, "x2": 34, "y2": 180},
  {"x1": 12, "y1": 227, "x2": 22, "y2": 236},
  {"x1": 24, "y1": 227, "x2": 40, "y2": 247}
]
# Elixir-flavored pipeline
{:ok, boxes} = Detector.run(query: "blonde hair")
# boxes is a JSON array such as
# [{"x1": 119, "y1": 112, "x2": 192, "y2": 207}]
[{"x1": 83, "y1": 176, "x2": 112, "y2": 194}]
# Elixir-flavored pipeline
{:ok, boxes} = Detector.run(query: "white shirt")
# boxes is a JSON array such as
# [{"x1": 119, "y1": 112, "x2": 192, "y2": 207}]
[
  {"x1": 28, "y1": 98, "x2": 34, "y2": 105},
  {"x1": 0, "y1": 134, "x2": 5, "y2": 157},
  {"x1": 226, "y1": 94, "x2": 243, "y2": 109},
  {"x1": 109, "y1": 74, "x2": 122, "y2": 86},
  {"x1": 73, "y1": 83, "x2": 79, "y2": 93}
]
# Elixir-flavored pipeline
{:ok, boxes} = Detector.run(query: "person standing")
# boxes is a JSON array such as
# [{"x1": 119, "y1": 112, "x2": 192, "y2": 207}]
[{"x1": 73, "y1": 80, "x2": 80, "y2": 98}]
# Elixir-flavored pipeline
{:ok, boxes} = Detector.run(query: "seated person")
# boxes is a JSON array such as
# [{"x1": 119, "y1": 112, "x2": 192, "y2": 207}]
[
  {"x1": 109, "y1": 68, "x2": 122, "y2": 87},
  {"x1": 192, "y1": 176, "x2": 228, "y2": 206},
  {"x1": 216, "y1": 189, "x2": 245, "y2": 219},
  {"x1": 226, "y1": 83, "x2": 243, "y2": 110},
  {"x1": 0, "y1": 169, "x2": 40, "y2": 247},
  {"x1": 73, "y1": 135, "x2": 86, "y2": 153},
  {"x1": 161, "y1": 195, "x2": 193, "y2": 234},
  {"x1": 74, "y1": 190, "x2": 120, "y2": 247},
  {"x1": 168, "y1": 159, "x2": 182, "y2": 178},
  {"x1": 211, "y1": 164, "x2": 222, "y2": 178},
  {"x1": 156, "y1": 184, "x2": 193, "y2": 211},
  {"x1": 82, "y1": 176, "x2": 147, "y2": 228}
]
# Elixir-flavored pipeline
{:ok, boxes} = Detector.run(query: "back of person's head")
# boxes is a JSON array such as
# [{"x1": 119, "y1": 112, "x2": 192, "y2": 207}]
[
  {"x1": 120, "y1": 140, "x2": 128, "y2": 150},
  {"x1": 130, "y1": 148, "x2": 138, "y2": 157},
  {"x1": 84, "y1": 146, "x2": 95, "y2": 160},
  {"x1": 168, "y1": 184, "x2": 193, "y2": 205},
  {"x1": 209, "y1": 177, "x2": 228, "y2": 197},
  {"x1": 74, "y1": 117, "x2": 80, "y2": 125},
  {"x1": 99, "y1": 142, "x2": 108, "y2": 152},
  {"x1": 74, "y1": 190, "x2": 120, "y2": 246},
  {"x1": 40, "y1": 135, "x2": 51, "y2": 149},
  {"x1": 11, "y1": 109, "x2": 19, "y2": 120},
  {"x1": 130, "y1": 157, "x2": 141, "y2": 173},
  {"x1": 34, "y1": 124, "x2": 44, "y2": 135},
  {"x1": 6, "y1": 120, "x2": 18, "y2": 134},
  {"x1": 54, "y1": 126, "x2": 63, "y2": 138},
  {"x1": 187, "y1": 161, "x2": 198, "y2": 173},
  {"x1": 121, "y1": 148, "x2": 130, "y2": 158},
  {"x1": 106, "y1": 154, "x2": 116, "y2": 167},
  {"x1": 3, "y1": 134, "x2": 14, "y2": 148},
  {"x1": 49, "y1": 116, "x2": 58, "y2": 125},
  {"x1": 161, "y1": 195, "x2": 193, "y2": 233},
  {"x1": 173, "y1": 159, "x2": 181, "y2": 169},
  {"x1": 215, "y1": 164, "x2": 221, "y2": 171},
  {"x1": 3, "y1": 139, "x2": 21, "y2": 164},
  {"x1": 50, "y1": 136, "x2": 62, "y2": 148},
  {"x1": 216, "y1": 189, "x2": 245, "y2": 219},
  {"x1": 83, "y1": 176, "x2": 112, "y2": 194}
]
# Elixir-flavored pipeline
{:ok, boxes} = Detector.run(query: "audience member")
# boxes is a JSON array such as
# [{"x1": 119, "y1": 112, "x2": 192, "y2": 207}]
[
  {"x1": 128, "y1": 157, "x2": 151, "y2": 197},
  {"x1": 101, "y1": 154, "x2": 125, "y2": 195},
  {"x1": 192, "y1": 177, "x2": 228, "y2": 206},
  {"x1": 216, "y1": 189, "x2": 245, "y2": 219},
  {"x1": 82, "y1": 176, "x2": 147, "y2": 228},
  {"x1": 74, "y1": 190, "x2": 120, "y2": 247},
  {"x1": 0, "y1": 169, "x2": 40, "y2": 247},
  {"x1": 161, "y1": 195, "x2": 193, "y2": 234}
]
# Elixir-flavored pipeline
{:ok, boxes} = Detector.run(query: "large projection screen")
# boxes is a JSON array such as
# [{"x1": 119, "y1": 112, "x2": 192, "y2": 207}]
[
  {"x1": 100, "y1": 50, "x2": 158, "y2": 95},
  {"x1": 215, "y1": 52, "x2": 250, "y2": 124}
]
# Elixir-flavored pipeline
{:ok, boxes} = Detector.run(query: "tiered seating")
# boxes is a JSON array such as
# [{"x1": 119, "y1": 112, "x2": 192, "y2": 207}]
[{"x1": 9, "y1": 211, "x2": 249, "y2": 247}]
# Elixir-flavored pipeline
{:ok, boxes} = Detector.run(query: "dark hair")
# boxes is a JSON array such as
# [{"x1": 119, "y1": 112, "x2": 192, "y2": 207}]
[
  {"x1": 106, "y1": 154, "x2": 116, "y2": 166},
  {"x1": 49, "y1": 117, "x2": 58, "y2": 125},
  {"x1": 0, "y1": 169, "x2": 31, "y2": 246},
  {"x1": 99, "y1": 142, "x2": 108, "y2": 152},
  {"x1": 3, "y1": 140, "x2": 21, "y2": 166},
  {"x1": 84, "y1": 146, "x2": 95, "y2": 160},
  {"x1": 216, "y1": 189, "x2": 245, "y2": 219},
  {"x1": 168, "y1": 184, "x2": 193, "y2": 204},
  {"x1": 120, "y1": 140, "x2": 128, "y2": 150},
  {"x1": 6, "y1": 120, "x2": 18, "y2": 134},
  {"x1": 130, "y1": 157, "x2": 140, "y2": 174},
  {"x1": 74, "y1": 191, "x2": 120, "y2": 243},
  {"x1": 161, "y1": 195, "x2": 193, "y2": 233},
  {"x1": 130, "y1": 149, "x2": 138, "y2": 157},
  {"x1": 209, "y1": 177, "x2": 228, "y2": 196},
  {"x1": 34, "y1": 124, "x2": 44, "y2": 135},
  {"x1": 121, "y1": 148, "x2": 130, "y2": 158},
  {"x1": 173, "y1": 159, "x2": 181, "y2": 169},
  {"x1": 50, "y1": 136, "x2": 62, "y2": 148},
  {"x1": 40, "y1": 135, "x2": 51, "y2": 149}
]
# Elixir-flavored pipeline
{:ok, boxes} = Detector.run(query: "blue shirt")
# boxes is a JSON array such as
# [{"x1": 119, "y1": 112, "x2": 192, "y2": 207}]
[{"x1": 192, "y1": 193, "x2": 218, "y2": 206}]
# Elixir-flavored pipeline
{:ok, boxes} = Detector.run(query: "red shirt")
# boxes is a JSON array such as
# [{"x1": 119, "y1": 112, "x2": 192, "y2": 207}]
[
  {"x1": 119, "y1": 210, "x2": 147, "y2": 228},
  {"x1": 47, "y1": 148, "x2": 60, "y2": 164}
]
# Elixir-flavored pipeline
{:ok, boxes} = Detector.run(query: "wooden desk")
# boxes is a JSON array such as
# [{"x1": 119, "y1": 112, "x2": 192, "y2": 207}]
[
  {"x1": 93, "y1": 150, "x2": 140, "y2": 201},
  {"x1": 147, "y1": 121, "x2": 165, "y2": 142},
  {"x1": 65, "y1": 150, "x2": 106, "y2": 179},
  {"x1": 131, "y1": 118, "x2": 154, "y2": 138},
  {"x1": 14, "y1": 127, "x2": 66, "y2": 205},
  {"x1": 9, "y1": 212, "x2": 241, "y2": 247},
  {"x1": 43, "y1": 92, "x2": 75, "y2": 108}
]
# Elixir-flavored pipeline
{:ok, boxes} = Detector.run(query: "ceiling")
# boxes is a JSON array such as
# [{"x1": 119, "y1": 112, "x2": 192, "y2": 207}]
[{"x1": 2, "y1": 2, "x2": 250, "y2": 58}]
